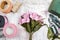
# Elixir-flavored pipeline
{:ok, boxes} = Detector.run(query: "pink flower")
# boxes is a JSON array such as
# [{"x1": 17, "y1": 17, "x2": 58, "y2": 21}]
[
  {"x1": 30, "y1": 13, "x2": 37, "y2": 20},
  {"x1": 19, "y1": 12, "x2": 44, "y2": 24},
  {"x1": 26, "y1": 18, "x2": 30, "y2": 23},
  {"x1": 19, "y1": 13, "x2": 30, "y2": 24},
  {"x1": 22, "y1": 13, "x2": 30, "y2": 19},
  {"x1": 19, "y1": 17, "x2": 30, "y2": 24},
  {"x1": 30, "y1": 13, "x2": 43, "y2": 21},
  {"x1": 21, "y1": 18, "x2": 27, "y2": 24}
]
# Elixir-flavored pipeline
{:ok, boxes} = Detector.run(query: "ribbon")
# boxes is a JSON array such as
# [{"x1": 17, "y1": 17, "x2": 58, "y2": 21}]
[
  {"x1": 0, "y1": 15, "x2": 8, "y2": 38},
  {"x1": 0, "y1": 15, "x2": 5, "y2": 28},
  {"x1": 0, "y1": 0, "x2": 13, "y2": 13},
  {"x1": 3, "y1": 23, "x2": 18, "y2": 38}
]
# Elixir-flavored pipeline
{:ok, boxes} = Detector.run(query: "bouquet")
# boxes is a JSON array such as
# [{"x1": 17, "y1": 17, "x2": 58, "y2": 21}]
[{"x1": 19, "y1": 12, "x2": 46, "y2": 40}]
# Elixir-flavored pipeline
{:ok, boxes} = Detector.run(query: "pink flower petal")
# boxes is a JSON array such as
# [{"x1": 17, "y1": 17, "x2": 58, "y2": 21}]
[
  {"x1": 22, "y1": 19, "x2": 26, "y2": 24},
  {"x1": 26, "y1": 18, "x2": 30, "y2": 23},
  {"x1": 30, "y1": 13, "x2": 33, "y2": 19},
  {"x1": 19, "y1": 12, "x2": 44, "y2": 24},
  {"x1": 22, "y1": 13, "x2": 30, "y2": 18},
  {"x1": 30, "y1": 13, "x2": 43, "y2": 21},
  {"x1": 30, "y1": 13, "x2": 38, "y2": 20}
]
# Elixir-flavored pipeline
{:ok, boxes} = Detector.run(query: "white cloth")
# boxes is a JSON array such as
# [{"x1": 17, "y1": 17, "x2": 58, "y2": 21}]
[{"x1": 0, "y1": 0, "x2": 52, "y2": 40}]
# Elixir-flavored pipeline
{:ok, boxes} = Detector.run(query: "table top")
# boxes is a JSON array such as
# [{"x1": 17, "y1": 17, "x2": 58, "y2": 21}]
[{"x1": 0, "y1": 0, "x2": 52, "y2": 40}]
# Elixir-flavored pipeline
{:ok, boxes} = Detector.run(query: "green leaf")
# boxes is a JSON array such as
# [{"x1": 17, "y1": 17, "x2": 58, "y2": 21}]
[
  {"x1": 47, "y1": 27, "x2": 54, "y2": 39},
  {"x1": 26, "y1": 23, "x2": 32, "y2": 33},
  {"x1": 22, "y1": 23, "x2": 27, "y2": 28},
  {"x1": 30, "y1": 20, "x2": 35, "y2": 31},
  {"x1": 33, "y1": 23, "x2": 42, "y2": 32},
  {"x1": 22, "y1": 23, "x2": 32, "y2": 33}
]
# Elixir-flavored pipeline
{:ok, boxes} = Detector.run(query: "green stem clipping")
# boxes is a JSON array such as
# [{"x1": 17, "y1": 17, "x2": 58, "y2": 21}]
[{"x1": 29, "y1": 32, "x2": 33, "y2": 40}]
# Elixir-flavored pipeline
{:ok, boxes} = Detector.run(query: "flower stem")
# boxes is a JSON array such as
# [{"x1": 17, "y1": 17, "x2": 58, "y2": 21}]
[{"x1": 29, "y1": 32, "x2": 33, "y2": 40}]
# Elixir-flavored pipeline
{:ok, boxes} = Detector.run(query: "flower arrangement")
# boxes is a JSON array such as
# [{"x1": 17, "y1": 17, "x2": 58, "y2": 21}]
[{"x1": 19, "y1": 12, "x2": 46, "y2": 40}]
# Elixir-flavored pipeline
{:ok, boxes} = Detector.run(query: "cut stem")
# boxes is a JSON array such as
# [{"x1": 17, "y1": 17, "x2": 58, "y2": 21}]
[{"x1": 29, "y1": 32, "x2": 33, "y2": 40}]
